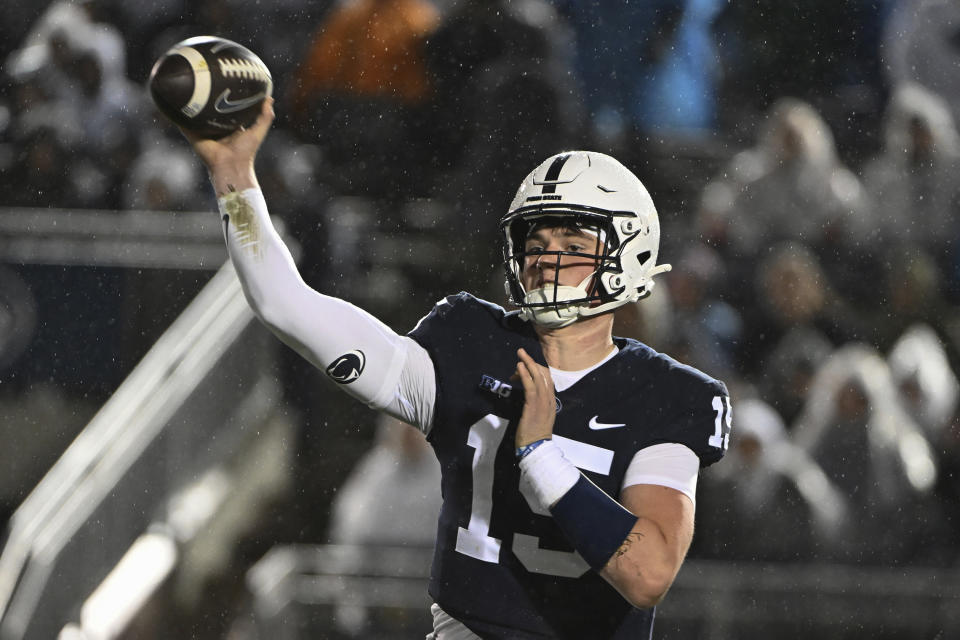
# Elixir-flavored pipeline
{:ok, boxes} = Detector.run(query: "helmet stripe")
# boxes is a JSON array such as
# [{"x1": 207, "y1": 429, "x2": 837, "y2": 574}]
[{"x1": 539, "y1": 152, "x2": 573, "y2": 194}]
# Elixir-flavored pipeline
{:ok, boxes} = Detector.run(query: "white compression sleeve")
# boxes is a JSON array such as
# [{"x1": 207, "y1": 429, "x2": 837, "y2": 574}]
[
  {"x1": 621, "y1": 443, "x2": 700, "y2": 503},
  {"x1": 217, "y1": 188, "x2": 436, "y2": 431}
]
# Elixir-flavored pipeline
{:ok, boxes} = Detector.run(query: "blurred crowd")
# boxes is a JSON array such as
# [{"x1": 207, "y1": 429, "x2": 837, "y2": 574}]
[{"x1": 3, "y1": 0, "x2": 960, "y2": 571}]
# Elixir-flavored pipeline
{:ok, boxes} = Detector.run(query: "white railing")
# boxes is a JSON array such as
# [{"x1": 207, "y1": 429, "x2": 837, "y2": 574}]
[
  {"x1": 0, "y1": 207, "x2": 225, "y2": 270},
  {"x1": 0, "y1": 260, "x2": 281, "y2": 639}
]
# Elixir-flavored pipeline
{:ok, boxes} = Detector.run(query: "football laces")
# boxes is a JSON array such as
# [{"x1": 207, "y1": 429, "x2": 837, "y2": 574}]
[{"x1": 218, "y1": 57, "x2": 271, "y2": 83}]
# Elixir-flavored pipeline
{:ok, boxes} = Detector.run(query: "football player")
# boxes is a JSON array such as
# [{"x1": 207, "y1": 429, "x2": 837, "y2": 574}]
[{"x1": 181, "y1": 98, "x2": 732, "y2": 639}]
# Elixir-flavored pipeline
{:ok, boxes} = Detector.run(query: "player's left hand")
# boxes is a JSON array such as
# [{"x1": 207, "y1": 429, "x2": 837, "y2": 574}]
[{"x1": 514, "y1": 348, "x2": 556, "y2": 448}]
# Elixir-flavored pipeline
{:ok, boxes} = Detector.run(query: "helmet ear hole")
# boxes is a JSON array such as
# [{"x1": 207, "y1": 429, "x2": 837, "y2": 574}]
[{"x1": 637, "y1": 250, "x2": 651, "y2": 266}]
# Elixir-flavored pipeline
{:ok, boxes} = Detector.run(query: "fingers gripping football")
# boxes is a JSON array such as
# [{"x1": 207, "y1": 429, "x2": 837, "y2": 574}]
[
  {"x1": 186, "y1": 98, "x2": 275, "y2": 167},
  {"x1": 514, "y1": 348, "x2": 556, "y2": 448},
  {"x1": 184, "y1": 98, "x2": 275, "y2": 196}
]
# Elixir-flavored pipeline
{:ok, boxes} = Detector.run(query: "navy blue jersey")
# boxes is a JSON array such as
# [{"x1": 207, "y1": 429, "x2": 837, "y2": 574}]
[{"x1": 408, "y1": 293, "x2": 730, "y2": 639}]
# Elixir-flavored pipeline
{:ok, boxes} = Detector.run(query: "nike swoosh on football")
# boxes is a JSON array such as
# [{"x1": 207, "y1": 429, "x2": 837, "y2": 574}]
[
  {"x1": 588, "y1": 416, "x2": 626, "y2": 430},
  {"x1": 214, "y1": 89, "x2": 266, "y2": 114}
]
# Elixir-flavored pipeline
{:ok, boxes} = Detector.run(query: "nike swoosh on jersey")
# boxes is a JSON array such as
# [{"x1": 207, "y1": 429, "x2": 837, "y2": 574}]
[
  {"x1": 588, "y1": 415, "x2": 626, "y2": 430},
  {"x1": 214, "y1": 89, "x2": 266, "y2": 114}
]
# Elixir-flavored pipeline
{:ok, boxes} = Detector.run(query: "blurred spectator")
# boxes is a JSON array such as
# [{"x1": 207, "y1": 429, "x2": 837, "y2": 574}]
[
  {"x1": 739, "y1": 242, "x2": 867, "y2": 379},
  {"x1": 722, "y1": 99, "x2": 872, "y2": 260},
  {"x1": 121, "y1": 136, "x2": 205, "y2": 211},
  {"x1": 291, "y1": 0, "x2": 438, "y2": 111},
  {"x1": 63, "y1": 32, "x2": 144, "y2": 208},
  {"x1": 757, "y1": 326, "x2": 833, "y2": 426},
  {"x1": 692, "y1": 177, "x2": 742, "y2": 266},
  {"x1": 695, "y1": 99, "x2": 882, "y2": 313},
  {"x1": 883, "y1": 0, "x2": 960, "y2": 129},
  {"x1": 4, "y1": 0, "x2": 143, "y2": 209},
  {"x1": 862, "y1": 83, "x2": 960, "y2": 296},
  {"x1": 328, "y1": 414, "x2": 442, "y2": 547},
  {"x1": 695, "y1": 398, "x2": 850, "y2": 562},
  {"x1": 5, "y1": 1, "x2": 128, "y2": 108},
  {"x1": 629, "y1": 0, "x2": 726, "y2": 137},
  {"x1": 875, "y1": 246, "x2": 952, "y2": 348},
  {"x1": 4, "y1": 1, "x2": 92, "y2": 84},
  {"x1": 3, "y1": 115, "x2": 80, "y2": 207},
  {"x1": 791, "y1": 344, "x2": 942, "y2": 563},
  {"x1": 70, "y1": 42, "x2": 138, "y2": 146},
  {"x1": 326, "y1": 413, "x2": 442, "y2": 636},
  {"x1": 888, "y1": 323, "x2": 960, "y2": 444},
  {"x1": 288, "y1": 0, "x2": 440, "y2": 200},
  {"x1": 887, "y1": 323, "x2": 960, "y2": 563}
]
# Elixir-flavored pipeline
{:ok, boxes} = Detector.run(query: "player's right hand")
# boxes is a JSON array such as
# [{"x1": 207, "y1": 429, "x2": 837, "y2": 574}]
[{"x1": 180, "y1": 98, "x2": 275, "y2": 195}]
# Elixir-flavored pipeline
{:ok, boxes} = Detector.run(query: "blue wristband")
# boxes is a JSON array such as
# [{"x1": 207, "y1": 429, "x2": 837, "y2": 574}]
[
  {"x1": 550, "y1": 475, "x2": 638, "y2": 572},
  {"x1": 516, "y1": 438, "x2": 550, "y2": 460}
]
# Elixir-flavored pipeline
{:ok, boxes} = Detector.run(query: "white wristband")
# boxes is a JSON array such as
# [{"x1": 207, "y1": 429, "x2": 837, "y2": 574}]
[{"x1": 518, "y1": 440, "x2": 581, "y2": 510}]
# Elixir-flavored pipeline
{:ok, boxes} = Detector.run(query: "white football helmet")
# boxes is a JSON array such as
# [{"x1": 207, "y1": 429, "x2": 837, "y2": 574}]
[{"x1": 501, "y1": 150, "x2": 671, "y2": 328}]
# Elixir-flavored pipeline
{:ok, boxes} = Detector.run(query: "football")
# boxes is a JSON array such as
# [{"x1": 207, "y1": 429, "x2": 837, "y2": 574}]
[{"x1": 148, "y1": 35, "x2": 272, "y2": 139}]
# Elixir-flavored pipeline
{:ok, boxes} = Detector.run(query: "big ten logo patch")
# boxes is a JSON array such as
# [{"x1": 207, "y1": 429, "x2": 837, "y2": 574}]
[{"x1": 479, "y1": 374, "x2": 513, "y2": 398}]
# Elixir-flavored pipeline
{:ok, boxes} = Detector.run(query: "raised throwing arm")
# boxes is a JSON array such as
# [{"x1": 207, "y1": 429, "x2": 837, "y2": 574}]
[{"x1": 179, "y1": 99, "x2": 436, "y2": 430}]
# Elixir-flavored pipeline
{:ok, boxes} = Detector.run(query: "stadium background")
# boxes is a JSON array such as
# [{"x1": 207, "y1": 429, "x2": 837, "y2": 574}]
[{"x1": 1, "y1": 0, "x2": 959, "y2": 638}]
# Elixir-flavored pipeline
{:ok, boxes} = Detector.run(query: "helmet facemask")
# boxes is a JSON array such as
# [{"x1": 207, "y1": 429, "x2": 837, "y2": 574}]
[
  {"x1": 500, "y1": 151, "x2": 671, "y2": 328},
  {"x1": 503, "y1": 212, "x2": 609, "y2": 327}
]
